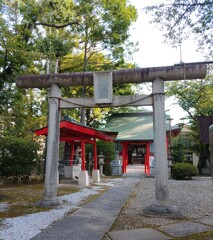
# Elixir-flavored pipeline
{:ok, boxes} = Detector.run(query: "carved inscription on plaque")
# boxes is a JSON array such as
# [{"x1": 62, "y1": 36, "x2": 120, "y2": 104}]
[{"x1": 94, "y1": 72, "x2": 113, "y2": 104}]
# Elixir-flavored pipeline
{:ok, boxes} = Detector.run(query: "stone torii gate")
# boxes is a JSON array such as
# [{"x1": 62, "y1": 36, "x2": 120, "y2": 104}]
[{"x1": 17, "y1": 63, "x2": 207, "y2": 213}]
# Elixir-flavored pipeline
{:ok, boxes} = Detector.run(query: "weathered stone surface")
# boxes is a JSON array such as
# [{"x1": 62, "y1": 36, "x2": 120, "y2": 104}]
[
  {"x1": 109, "y1": 228, "x2": 171, "y2": 240},
  {"x1": 143, "y1": 204, "x2": 183, "y2": 218},
  {"x1": 195, "y1": 218, "x2": 213, "y2": 226},
  {"x1": 158, "y1": 221, "x2": 213, "y2": 237},
  {"x1": 16, "y1": 64, "x2": 207, "y2": 88}
]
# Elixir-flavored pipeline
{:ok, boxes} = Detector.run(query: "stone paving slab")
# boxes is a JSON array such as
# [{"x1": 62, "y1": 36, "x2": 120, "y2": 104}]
[
  {"x1": 195, "y1": 218, "x2": 213, "y2": 226},
  {"x1": 108, "y1": 228, "x2": 171, "y2": 240},
  {"x1": 30, "y1": 176, "x2": 139, "y2": 240},
  {"x1": 158, "y1": 221, "x2": 213, "y2": 237}
]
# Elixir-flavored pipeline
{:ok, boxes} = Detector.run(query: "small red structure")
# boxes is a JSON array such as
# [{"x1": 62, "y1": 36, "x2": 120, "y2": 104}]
[
  {"x1": 119, "y1": 141, "x2": 154, "y2": 174},
  {"x1": 35, "y1": 120, "x2": 114, "y2": 172}
]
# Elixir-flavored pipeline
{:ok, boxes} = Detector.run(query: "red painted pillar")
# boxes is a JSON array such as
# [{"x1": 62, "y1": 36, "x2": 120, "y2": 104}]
[
  {"x1": 94, "y1": 141, "x2": 97, "y2": 170},
  {"x1": 122, "y1": 143, "x2": 128, "y2": 173},
  {"x1": 125, "y1": 143, "x2": 128, "y2": 173},
  {"x1": 122, "y1": 143, "x2": 125, "y2": 174},
  {"x1": 81, "y1": 140, "x2": 85, "y2": 171}
]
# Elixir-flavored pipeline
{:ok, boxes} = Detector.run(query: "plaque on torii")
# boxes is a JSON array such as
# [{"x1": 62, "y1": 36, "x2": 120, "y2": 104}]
[{"x1": 93, "y1": 71, "x2": 113, "y2": 104}]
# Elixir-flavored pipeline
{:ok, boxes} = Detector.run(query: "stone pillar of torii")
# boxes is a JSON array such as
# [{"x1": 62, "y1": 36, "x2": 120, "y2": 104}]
[{"x1": 17, "y1": 63, "x2": 207, "y2": 215}]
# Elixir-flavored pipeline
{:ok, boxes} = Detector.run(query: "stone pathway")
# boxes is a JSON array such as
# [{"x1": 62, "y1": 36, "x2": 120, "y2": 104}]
[
  {"x1": 30, "y1": 165, "x2": 213, "y2": 240},
  {"x1": 30, "y1": 174, "x2": 140, "y2": 240},
  {"x1": 158, "y1": 219, "x2": 213, "y2": 238},
  {"x1": 108, "y1": 228, "x2": 171, "y2": 240},
  {"x1": 107, "y1": 218, "x2": 213, "y2": 240}
]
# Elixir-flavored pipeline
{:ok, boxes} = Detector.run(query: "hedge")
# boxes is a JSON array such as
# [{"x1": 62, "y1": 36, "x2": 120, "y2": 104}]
[
  {"x1": 0, "y1": 137, "x2": 39, "y2": 177},
  {"x1": 171, "y1": 163, "x2": 198, "y2": 180}
]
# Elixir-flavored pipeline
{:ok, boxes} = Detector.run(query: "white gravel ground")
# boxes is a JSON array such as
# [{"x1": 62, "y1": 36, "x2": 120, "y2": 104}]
[
  {"x1": 140, "y1": 177, "x2": 212, "y2": 219},
  {"x1": 117, "y1": 176, "x2": 213, "y2": 229},
  {"x1": 1, "y1": 176, "x2": 213, "y2": 239},
  {"x1": 0, "y1": 183, "x2": 113, "y2": 240}
]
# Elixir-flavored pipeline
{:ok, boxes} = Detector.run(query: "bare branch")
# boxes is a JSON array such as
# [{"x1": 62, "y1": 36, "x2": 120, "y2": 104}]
[
  {"x1": 172, "y1": 2, "x2": 213, "y2": 7},
  {"x1": 35, "y1": 21, "x2": 79, "y2": 28},
  {"x1": 169, "y1": 5, "x2": 193, "y2": 32},
  {"x1": 146, "y1": 2, "x2": 213, "y2": 8}
]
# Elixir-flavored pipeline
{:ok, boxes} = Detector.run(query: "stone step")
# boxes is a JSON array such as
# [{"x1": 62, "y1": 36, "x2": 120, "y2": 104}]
[{"x1": 60, "y1": 179, "x2": 78, "y2": 185}]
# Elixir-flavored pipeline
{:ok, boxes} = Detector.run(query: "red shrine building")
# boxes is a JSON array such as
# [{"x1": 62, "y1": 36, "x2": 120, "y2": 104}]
[
  {"x1": 35, "y1": 112, "x2": 171, "y2": 179},
  {"x1": 35, "y1": 119, "x2": 114, "y2": 181}
]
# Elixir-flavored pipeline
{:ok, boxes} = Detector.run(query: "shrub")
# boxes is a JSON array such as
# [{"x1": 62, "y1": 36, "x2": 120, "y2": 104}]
[
  {"x1": 0, "y1": 137, "x2": 39, "y2": 177},
  {"x1": 86, "y1": 140, "x2": 115, "y2": 162},
  {"x1": 170, "y1": 136, "x2": 185, "y2": 163},
  {"x1": 103, "y1": 163, "x2": 112, "y2": 176},
  {"x1": 171, "y1": 163, "x2": 198, "y2": 180}
]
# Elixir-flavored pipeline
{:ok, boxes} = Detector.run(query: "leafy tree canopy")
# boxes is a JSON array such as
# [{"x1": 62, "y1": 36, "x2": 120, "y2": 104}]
[
  {"x1": 166, "y1": 73, "x2": 213, "y2": 120},
  {"x1": 144, "y1": 0, "x2": 213, "y2": 55},
  {"x1": 166, "y1": 71, "x2": 213, "y2": 160},
  {"x1": 0, "y1": 0, "x2": 138, "y2": 132},
  {"x1": 0, "y1": 136, "x2": 39, "y2": 177},
  {"x1": 73, "y1": 0, "x2": 137, "y2": 61}
]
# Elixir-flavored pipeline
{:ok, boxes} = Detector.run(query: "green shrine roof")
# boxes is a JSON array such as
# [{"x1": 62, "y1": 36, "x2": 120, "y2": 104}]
[{"x1": 102, "y1": 112, "x2": 170, "y2": 141}]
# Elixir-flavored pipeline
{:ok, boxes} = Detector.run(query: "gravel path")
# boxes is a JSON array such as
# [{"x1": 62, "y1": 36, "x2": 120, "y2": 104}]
[
  {"x1": 1, "y1": 176, "x2": 212, "y2": 239},
  {"x1": 112, "y1": 176, "x2": 213, "y2": 230},
  {"x1": 0, "y1": 184, "x2": 110, "y2": 240}
]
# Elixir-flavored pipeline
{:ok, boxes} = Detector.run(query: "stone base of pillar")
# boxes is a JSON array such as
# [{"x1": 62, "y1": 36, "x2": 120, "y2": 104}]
[
  {"x1": 92, "y1": 169, "x2": 100, "y2": 183},
  {"x1": 78, "y1": 171, "x2": 89, "y2": 187},
  {"x1": 143, "y1": 204, "x2": 183, "y2": 218},
  {"x1": 36, "y1": 198, "x2": 63, "y2": 207}
]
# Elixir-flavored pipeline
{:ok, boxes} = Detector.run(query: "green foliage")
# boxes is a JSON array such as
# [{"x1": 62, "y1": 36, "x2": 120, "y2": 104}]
[
  {"x1": 97, "y1": 141, "x2": 116, "y2": 162},
  {"x1": 145, "y1": 0, "x2": 213, "y2": 55},
  {"x1": 171, "y1": 163, "x2": 198, "y2": 180},
  {"x1": 0, "y1": 87, "x2": 47, "y2": 138},
  {"x1": 37, "y1": 36, "x2": 70, "y2": 58},
  {"x1": 103, "y1": 163, "x2": 112, "y2": 176},
  {"x1": 0, "y1": 137, "x2": 39, "y2": 177},
  {"x1": 170, "y1": 136, "x2": 185, "y2": 163},
  {"x1": 166, "y1": 77, "x2": 213, "y2": 118},
  {"x1": 86, "y1": 141, "x2": 115, "y2": 163},
  {"x1": 166, "y1": 75, "x2": 213, "y2": 165},
  {"x1": 74, "y1": 0, "x2": 137, "y2": 60},
  {"x1": 61, "y1": 52, "x2": 112, "y2": 73},
  {"x1": 0, "y1": 0, "x2": 138, "y2": 136},
  {"x1": 85, "y1": 141, "x2": 114, "y2": 176}
]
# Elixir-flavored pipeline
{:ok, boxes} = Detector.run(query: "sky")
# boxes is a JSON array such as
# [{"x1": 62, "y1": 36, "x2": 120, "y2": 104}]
[{"x1": 129, "y1": 0, "x2": 206, "y2": 125}]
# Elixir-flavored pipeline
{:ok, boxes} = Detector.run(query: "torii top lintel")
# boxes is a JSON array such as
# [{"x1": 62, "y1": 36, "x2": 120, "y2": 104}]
[{"x1": 16, "y1": 63, "x2": 207, "y2": 89}]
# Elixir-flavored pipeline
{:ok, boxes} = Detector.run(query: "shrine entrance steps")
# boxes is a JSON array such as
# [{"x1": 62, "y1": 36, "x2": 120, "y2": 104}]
[{"x1": 126, "y1": 164, "x2": 145, "y2": 175}]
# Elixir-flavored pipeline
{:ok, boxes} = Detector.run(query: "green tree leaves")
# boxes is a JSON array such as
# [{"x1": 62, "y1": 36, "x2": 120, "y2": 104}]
[
  {"x1": 166, "y1": 73, "x2": 213, "y2": 164},
  {"x1": 0, "y1": 137, "x2": 39, "y2": 177},
  {"x1": 170, "y1": 135, "x2": 186, "y2": 163},
  {"x1": 166, "y1": 75, "x2": 213, "y2": 119},
  {"x1": 0, "y1": 0, "x2": 138, "y2": 132},
  {"x1": 145, "y1": 0, "x2": 213, "y2": 55}
]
